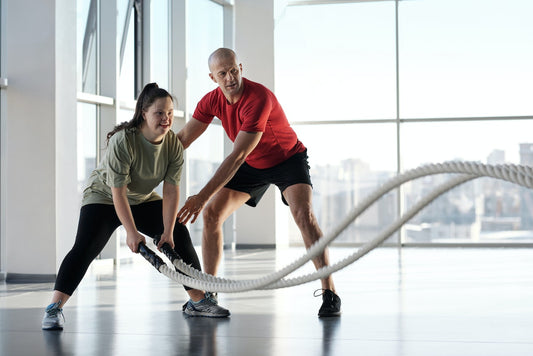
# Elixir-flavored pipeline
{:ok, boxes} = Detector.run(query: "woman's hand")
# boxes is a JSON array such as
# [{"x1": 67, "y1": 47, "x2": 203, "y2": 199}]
[
  {"x1": 126, "y1": 230, "x2": 146, "y2": 253},
  {"x1": 157, "y1": 231, "x2": 175, "y2": 250}
]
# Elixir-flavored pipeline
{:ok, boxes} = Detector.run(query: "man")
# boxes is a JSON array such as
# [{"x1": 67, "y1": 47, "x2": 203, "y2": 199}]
[{"x1": 177, "y1": 48, "x2": 341, "y2": 317}]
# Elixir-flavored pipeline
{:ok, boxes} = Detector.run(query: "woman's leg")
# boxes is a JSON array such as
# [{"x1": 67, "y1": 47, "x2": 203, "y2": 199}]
[
  {"x1": 133, "y1": 201, "x2": 204, "y2": 300},
  {"x1": 52, "y1": 204, "x2": 121, "y2": 307}
]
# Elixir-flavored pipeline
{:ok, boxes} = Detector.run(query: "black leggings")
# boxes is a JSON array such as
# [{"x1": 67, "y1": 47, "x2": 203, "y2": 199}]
[{"x1": 54, "y1": 201, "x2": 201, "y2": 295}]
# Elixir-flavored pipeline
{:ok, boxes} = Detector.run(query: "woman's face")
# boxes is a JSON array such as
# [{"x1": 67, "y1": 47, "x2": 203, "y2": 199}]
[{"x1": 141, "y1": 96, "x2": 174, "y2": 143}]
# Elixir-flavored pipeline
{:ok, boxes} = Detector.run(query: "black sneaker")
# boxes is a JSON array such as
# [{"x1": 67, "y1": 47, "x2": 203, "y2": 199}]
[{"x1": 315, "y1": 289, "x2": 341, "y2": 317}]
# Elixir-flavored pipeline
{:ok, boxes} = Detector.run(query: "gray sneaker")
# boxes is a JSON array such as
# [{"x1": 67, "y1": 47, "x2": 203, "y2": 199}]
[
  {"x1": 42, "y1": 301, "x2": 65, "y2": 330},
  {"x1": 183, "y1": 293, "x2": 230, "y2": 318},
  {"x1": 182, "y1": 291, "x2": 218, "y2": 311},
  {"x1": 205, "y1": 291, "x2": 218, "y2": 304}
]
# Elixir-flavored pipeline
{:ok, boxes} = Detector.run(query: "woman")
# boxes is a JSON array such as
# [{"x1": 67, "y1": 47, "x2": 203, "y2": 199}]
[{"x1": 42, "y1": 83, "x2": 229, "y2": 330}]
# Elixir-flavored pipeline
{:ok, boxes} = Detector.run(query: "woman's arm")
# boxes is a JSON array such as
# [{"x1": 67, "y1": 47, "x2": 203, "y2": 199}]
[
  {"x1": 158, "y1": 181, "x2": 180, "y2": 250},
  {"x1": 111, "y1": 186, "x2": 146, "y2": 253}
]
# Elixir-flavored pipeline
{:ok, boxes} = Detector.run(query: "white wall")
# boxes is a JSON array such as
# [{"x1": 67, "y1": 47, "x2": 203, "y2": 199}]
[{"x1": 2, "y1": 0, "x2": 77, "y2": 279}]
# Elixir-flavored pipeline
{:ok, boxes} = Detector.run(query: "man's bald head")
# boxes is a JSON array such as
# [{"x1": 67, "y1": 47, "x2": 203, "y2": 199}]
[{"x1": 208, "y1": 48, "x2": 238, "y2": 72}]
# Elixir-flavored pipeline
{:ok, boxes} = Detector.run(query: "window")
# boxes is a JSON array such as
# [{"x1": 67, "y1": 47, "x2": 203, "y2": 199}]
[
  {"x1": 77, "y1": 0, "x2": 99, "y2": 195},
  {"x1": 118, "y1": 0, "x2": 135, "y2": 103},
  {"x1": 399, "y1": 0, "x2": 533, "y2": 118},
  {"x1": 276, "y1": 0, "x2": 533, "y2": 245},
  {"x1": 78, "y1": 0, "x2": 98, "y2": 94},
  {"x1": 275, "y1": 2, "x2": 396, "y2": 122},
  {"x1": 77, "y1": 103, "x2": 97, "y2": 192},
  {"x1": 291, "y1": 123, "x2": 398, "y2": 245},
  {"x1": 276, "y1": 1, "x2": 399, "y2": 245},
  {"x1": 186, "y1": 0, "x2": 225, "y2": 243},
  {"x1": 150, "y1": 0, "x2": 169, "y2": 88}
]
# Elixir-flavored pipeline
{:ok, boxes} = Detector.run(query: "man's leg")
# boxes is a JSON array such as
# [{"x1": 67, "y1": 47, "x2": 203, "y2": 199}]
[
  {"x1": 283, "y1": 183, "x2": 335, "y2": 292},
  {"x1": 202, "y1": 188, "x2": 250, "y2": 275}
]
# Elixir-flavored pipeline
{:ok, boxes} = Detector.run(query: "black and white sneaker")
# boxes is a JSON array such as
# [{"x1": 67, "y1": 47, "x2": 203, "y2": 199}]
[{"x1": 315, "y1": 289, "x2": 341, "y2": 317}]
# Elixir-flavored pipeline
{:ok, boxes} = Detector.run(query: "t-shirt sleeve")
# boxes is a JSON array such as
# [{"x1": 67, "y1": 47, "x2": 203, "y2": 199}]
[
  {"x1": 164, "y1": 135, "x2": 184, "y2": 186},
  {"x1": 192, "y1": 92, "x2": 216, "y2": 124},
  {"x1": 106, "y1": 133, "x2": 133, "y2": 188},
  {"x1": 240, "y1": 91, "x2": 272, "y2": 133}
]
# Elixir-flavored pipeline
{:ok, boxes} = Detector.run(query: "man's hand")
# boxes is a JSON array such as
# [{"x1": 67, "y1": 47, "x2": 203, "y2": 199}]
[{"x1": 177, "y1": 195, "x2": 207, "y2": 224}]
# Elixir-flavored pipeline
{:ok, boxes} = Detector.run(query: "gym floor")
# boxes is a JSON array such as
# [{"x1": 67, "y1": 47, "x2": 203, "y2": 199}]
[{"x1": 1, "y1": 246, "x2": 532, "y2": 356}]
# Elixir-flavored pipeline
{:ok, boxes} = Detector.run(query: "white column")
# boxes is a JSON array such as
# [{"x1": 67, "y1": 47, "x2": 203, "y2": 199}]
[
  {"x1": 55, "y1": 0, "x2": 79, "y2": 267},
  {"x1": 233, "y1": 0, "x2": 288, "y2": 248},
  {"x1": 2, "y1": 0, "x2": 77, "y2": 280}
]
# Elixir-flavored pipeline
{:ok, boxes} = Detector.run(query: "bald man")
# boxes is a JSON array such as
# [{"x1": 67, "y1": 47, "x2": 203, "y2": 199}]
[{"x1": 177, "y1": 48, "x2": 341, "y2": 317}]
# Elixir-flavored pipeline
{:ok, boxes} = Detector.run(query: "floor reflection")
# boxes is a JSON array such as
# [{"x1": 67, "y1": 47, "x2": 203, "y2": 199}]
[
  {"x1": 42, "y1": 330, "x2": 66, "y2": 356},
  {"x1": 181, "y1": 316, "x2": 229, "y2": 356},
  {"x1": 319, "y1": 317, "x2": 341, "y2": 356}
]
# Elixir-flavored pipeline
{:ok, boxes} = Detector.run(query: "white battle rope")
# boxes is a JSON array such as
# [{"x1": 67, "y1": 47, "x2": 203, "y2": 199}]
[{"x1": 147, "y1": 161, "x2": 533, "y2": 292}]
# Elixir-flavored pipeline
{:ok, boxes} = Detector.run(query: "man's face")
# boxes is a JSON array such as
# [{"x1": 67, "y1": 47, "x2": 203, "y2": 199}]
[{"x1": 209, "y1": 56, "x2": 243, "y2": 99}]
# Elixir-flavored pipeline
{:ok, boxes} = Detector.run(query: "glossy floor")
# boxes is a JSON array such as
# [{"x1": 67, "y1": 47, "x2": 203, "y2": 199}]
[{"x1": 1, "y1": 247, "x2": 533, "y2": 356}]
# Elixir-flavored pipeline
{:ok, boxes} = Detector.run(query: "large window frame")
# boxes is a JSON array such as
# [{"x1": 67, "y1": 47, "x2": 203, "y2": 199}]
[
  {"x1": 279, "y1": 0, "x2": 533, "y2": 247},
  {"x1": 76, "y1": 0, "x2": 232, "y2": 253}
]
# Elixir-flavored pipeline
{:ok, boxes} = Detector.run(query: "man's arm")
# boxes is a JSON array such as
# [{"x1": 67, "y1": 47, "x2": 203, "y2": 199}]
[
  {"x1": 177, "y1": 117, "x2": 209, "y2": 149},
  {"x1": 177, "y1": 130, "x2": 262, "y2": 224}
]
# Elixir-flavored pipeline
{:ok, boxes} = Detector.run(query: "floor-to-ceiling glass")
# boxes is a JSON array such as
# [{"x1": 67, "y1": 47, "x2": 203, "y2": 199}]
[
  {"x1": 276, "y1": 0, "x2": 533, "y2": 245},
  {"x1": 77, "y1": 0, "x2": 99, "y2": 196},
  {"x1": 150, "y1": 0, "x2": 169, "y2": 89},
  {"x1": 399, "y1": 0, "x2": 533, "y2": 244},
  {"x1": 186, "y1": 0, "x2": 224, "y2": 244},
  {"x1": 275, "y1": 1, "x2": 398, "y2": 245}
]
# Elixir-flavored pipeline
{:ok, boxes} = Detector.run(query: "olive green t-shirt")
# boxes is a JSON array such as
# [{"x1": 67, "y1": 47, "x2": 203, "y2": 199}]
[{"x1": 82, "y1": 128, "x2": 184, "y2": 206}]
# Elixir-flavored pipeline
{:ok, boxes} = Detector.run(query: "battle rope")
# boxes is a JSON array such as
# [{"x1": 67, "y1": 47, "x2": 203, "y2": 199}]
[{"x1": 138, "y1": 161, "x2": 533, "y2": 292}]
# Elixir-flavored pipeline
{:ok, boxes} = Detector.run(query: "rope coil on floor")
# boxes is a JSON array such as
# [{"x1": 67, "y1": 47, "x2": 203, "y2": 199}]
[{"x1": 139, "y1": 161, "x2": 533, "y2": 293}]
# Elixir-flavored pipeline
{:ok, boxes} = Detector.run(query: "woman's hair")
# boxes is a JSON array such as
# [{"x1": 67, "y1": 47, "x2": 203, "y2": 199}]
[{"x1": 106, "y1": 82, "x2": 173, "y2": 141}]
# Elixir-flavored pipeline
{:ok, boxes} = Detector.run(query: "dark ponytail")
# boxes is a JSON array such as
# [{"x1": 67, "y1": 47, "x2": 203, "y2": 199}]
[{"x1": 106, "y1": 82, "x2": 173, "y2": 142}]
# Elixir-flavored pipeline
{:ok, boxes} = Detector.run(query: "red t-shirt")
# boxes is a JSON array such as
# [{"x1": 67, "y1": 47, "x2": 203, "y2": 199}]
[{"x1": 193, "y1": 78, "x2": 306, "y2": 169}]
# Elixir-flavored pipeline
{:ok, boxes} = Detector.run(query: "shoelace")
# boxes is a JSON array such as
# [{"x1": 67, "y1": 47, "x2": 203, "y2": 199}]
[
  {"x1": 313, "y1": 289, "x2": 327, "y2": 298},
  {"x1": 46, "y1": 301, "x2": 65, "y2": 319},
  {"x1": 47, "y1": 308, "x2": 60, "y2": 316},
  {"x1": 205, "y1": 292, "x2": 218, "y2": 305}
]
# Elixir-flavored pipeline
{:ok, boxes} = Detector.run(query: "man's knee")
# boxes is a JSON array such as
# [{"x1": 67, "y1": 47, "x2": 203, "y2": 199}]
[
  {"x1": 202, "y1": 204, "x2": 225, "y2": 229},
  {"x1": 292, "y1": 204, "x2": 316, "y2": 228}
]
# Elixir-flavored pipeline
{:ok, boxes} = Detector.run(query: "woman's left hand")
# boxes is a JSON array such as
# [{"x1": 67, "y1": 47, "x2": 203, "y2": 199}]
[{"x1": 157, "y1": 231, "x2": 175, "y2": 250}]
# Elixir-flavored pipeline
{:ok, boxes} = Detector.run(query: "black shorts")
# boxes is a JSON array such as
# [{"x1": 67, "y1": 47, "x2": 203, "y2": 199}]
[{"x1": 225, "y1": 150, "x2": 312, "y2": 207}]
